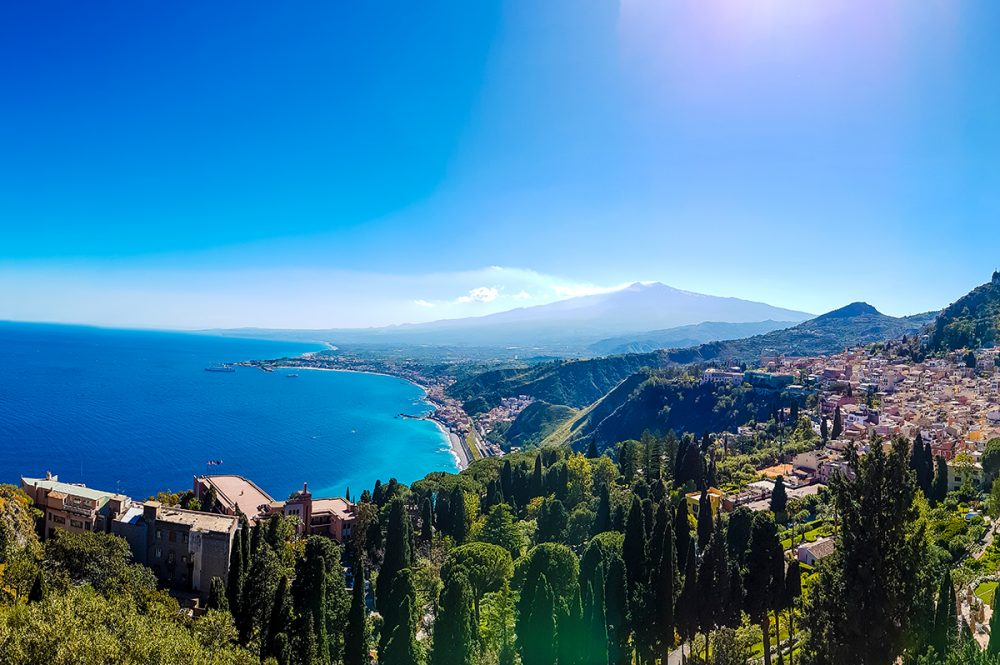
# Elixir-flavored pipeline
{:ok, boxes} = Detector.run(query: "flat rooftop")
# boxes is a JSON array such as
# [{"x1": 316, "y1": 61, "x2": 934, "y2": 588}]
[
  {"x1": 156, "y1": 506, "x2": 237, "y2": 533},
  {"x1": 22, "y1": 477, "x2": 127, "y2": 506},
  {"x1": 200, "y1": 475, "x2": 274, "y2": 519}
]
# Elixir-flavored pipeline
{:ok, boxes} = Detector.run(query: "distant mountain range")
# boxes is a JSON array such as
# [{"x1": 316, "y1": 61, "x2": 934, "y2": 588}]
[
  {"x1": 587, "y1": 320, "x2": 799, "y2": 356},
  {"x1": 658, "y1": 302, "x2": 937, "y2": 365},
  {"x1": 451, "y1": 301, "x2": 938, "y2": 447},
  {"x1": 211, "y1": 282, "x2": 812, "y2": 355}
]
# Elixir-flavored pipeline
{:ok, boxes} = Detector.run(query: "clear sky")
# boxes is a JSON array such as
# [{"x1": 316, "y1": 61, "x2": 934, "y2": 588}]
[{"x1": 2, "y1": 1, "x2": 999, "y2": 329}]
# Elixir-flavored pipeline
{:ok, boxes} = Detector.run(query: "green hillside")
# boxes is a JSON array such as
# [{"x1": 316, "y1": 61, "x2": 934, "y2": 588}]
[
  {"x1": 546, "y1": 370, "x2": 791, "y2": 451},
  {"x1": 502, "y1": 401, "x2": 577, "y2": 448},
  {"x1": 447, "y1": 352, "x2": 661, "y2": 414},
  {"x1": 929, "y1": 272, "x2": 1000, "y2": 351}
]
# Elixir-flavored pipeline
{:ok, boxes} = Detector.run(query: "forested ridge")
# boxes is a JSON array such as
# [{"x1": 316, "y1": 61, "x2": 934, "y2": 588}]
[{"x1": 2, "y1": 427, "x2": 997, "y2": 665}]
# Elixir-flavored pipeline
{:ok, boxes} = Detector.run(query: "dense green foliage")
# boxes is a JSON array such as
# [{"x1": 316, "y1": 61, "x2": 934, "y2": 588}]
[
  {"x1": 929, "y1": 272, "x2": 1000, "y2": 351},
  {"x1": 447, "y1": 354, "x2": 661, "y2": 414}
]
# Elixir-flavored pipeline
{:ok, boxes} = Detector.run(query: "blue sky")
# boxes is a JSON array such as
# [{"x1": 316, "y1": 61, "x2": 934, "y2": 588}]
[{"x1": 2, "y1": 1, "x2": 999, "y2": 328}]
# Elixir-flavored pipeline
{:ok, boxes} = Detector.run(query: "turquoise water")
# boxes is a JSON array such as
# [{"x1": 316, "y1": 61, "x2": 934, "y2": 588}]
[{"x1": 0, "y1": 322, "x2": 456, "y2": 500}]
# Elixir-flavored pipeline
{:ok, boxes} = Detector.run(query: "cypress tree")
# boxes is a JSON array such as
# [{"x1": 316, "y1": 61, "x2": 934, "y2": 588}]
[
  {"x1": 745, "y1": 513, "x2": 783, "y2": 665},
  {"x1": 674, "y1": 500, "x2": 691, "y2": 573},
  {"x1": 532, "y1": 455, "x2": 544, "y2": 498},
  {"x1": 421, "y1": 496, "x2": 434, "y2": 543},
  {"x1": 264, "y1": 575, "x2": 292, "y2": 662},
  {"x1": 378, "y1": 498, "x2": 414, "y2": 613},
  {"x1": 586, "y1": 439, "x2": 599, "y2": 459},
  {"x1": 537, "y1": 497, "x2": 569, "y2": 544},
  {"x1": 932, "y1": 570, "x2": 958, "y2": 656},
  {"x1": 501, "y1": 460, "x2": 514, "y2": 503},
  {"x1": 652, "y1": 512, "x2": 675, "y2": 654},
  {"x1": 605, "y1": 556, "x2": 629, "y2": 665},
  {"x1": 451, "y1": 485, "x2": 468, "y2": 544},
  {"x1": 207, "y1": 577, "x2": 228, "y2": 611},
  {"x1": 294, "y1": 553, "x2": 329, "y2": 665},
  {"x1": 675, "y1": 539, "x2": 698, "y2": 661},
  {"x1": 383, "y1": 592, "x2": 420, "y2": 665},
  {"x1": 593, "y1": 484, "x2": 611, "y2": 535},
  {"x1": 783, "y1": 560, "x2": 802, "y2": 665},
  {"x1": 820, "y1": 417, "x2": 829, "y2": 442},
  {"x1": 344, "y1": 562, "x2": 368, "y2": 665},
  {"x1": 584, "y1": 566, "x2": 609, "y2": 665},
  {"x1": 832, "y1": 405, "x2": 843, "y2": 439},
  {"x1": 521, "y1": 574, "x2": 558, "y2": 665},
  {"x1": 697, "y1": 489, "x2": 713, "y2": 552},
  {"x1": 622, "y1": 497, "x2": 647, "y2": 594},
  {"x1": 933, "y1": 455, "x2": 949, "y2": 504},
  {"x1": 227, "y1": 526, "x2": 245, "y2": 620},
  {"x1": 239, "y1": 513, "x2": 251, "y2": 569},
  {"x1": 770, "y1": 476, "x2": 788, "y2": 519},
  {"x1": 435, "y1": 492, "x2": 452, "y2": 537},
  {"x1": 557, "y1": 585, "x2": 584, "y2": 665},
  {"x1": 430, "y1": 569, "x2": 477, "y2": 665},
  {"x1": 381, "y1": 569, "x2": 417, "y2": 657},
  {"x1": 372, "y1": 479, "x2": 385, "y2": 506},
  {"x1": 920, "y1": 437, "x2": 934, "y2": 496}
]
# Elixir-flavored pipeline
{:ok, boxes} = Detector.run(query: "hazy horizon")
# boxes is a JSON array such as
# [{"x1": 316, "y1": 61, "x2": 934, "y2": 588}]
[{"x1": 3, "y1": 2, "x2": 1000, "y2": 328}]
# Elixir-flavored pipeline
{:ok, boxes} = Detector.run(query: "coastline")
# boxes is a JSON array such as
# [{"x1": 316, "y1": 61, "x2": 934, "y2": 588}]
[{"x1": 270, "y1": 364, "x2": 470, "y2": 471}]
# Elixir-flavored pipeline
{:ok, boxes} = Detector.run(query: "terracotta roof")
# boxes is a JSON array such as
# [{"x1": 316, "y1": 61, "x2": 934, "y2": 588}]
[{"x1": 201, "y1": 475, "x2": 274, "y2": 519}]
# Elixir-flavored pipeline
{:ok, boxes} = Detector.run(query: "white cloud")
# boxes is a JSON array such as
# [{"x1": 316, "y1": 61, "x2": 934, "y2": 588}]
[
  {"x1": 512, "y1": 290, "x2": 532, "y2": 300},
  {"x1": 413, "y1": 299, "x2": 435, "y2": 308},
  {"x1": 455, "y1": 286, "x2": 499, "y2": 304},
  {"x1": 552, "y1": 282, "x2": 634, "y2": 299}
]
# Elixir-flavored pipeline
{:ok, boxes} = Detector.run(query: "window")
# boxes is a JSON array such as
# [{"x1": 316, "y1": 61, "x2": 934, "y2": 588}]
[
  {"x1": 70, "y1": 519, "x2": 83, "y2": 528},
  {"x1": 155, "y1": 547, "x2": 162, "y2": 559},
  {"x1": 168, "y1": 530, "x2": 176, "y2": 543},
  {"x1": 156, "y1": 529, "x2": 162, "y2": 540},
  {"x1": 48, "y1": 513, "x2": 52, "y2": 521},
  {"x1": 182, "y1": 532, "x2": 188, "y2": 544},
  {"x1": 53, "y1": 515, "x2": 66, "y2": 525}
]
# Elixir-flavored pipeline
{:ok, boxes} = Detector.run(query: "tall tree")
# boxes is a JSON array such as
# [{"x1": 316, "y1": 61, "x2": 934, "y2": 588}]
[
  {"x1": 451, "y1": 486, "x2": 469, "y2": 545},
  {"x1": 674, "y1": 501, "x2": 692, "y2": 574},
  {"x1": 583, "y1": 565, "x2": 609, "y2": 665},
  {"x1": 264, "y1": 575, "x2": 292, "y2": 663},
  {"x1": 537, "y1": 497, "x2": 569, "y2": 544},
  {"x1": 293, "y1": 550, "x2": 329, "y2": 665},
  {"x1": 745, "y1": 512, "x2": 783, "y2": 665},
  {"x1": 227, "y1": 525, "x2": 245, "y2": 623},
  {"x1": 932, "y1": 570, "x2": 959, "y2": 657},
  {"x1": 804, "y1": 436, "x2": 928, "y2": 665},
  {"x1": 378, "y1": 498, "x2": 414, "y2": 613},
  {"x1": 421, "y1": 496, "x2": 434, "y2": 543},
  {"x1": 520, "y1": 574, "x2": 558, "y2": 665},
  {"x1": 382, "y1": 591, "x2": 420, "y2": 665},
  {"x1": 933, "y1": 455, "x2": 950, "y2": 505},
  {"x1": 697, "y1": 490, "x2": 714, "y2": 552},
  {"x1": 593, "y1": 484, "x2": 612, "y2": 535},
  {"x1": 652, "y1": 514, "x2": 676, "y2": 656},
  {"x1": 622, "y1": 497, "x2": 647, "y2": 595},
  {"x1": 675, "y1": 539, "x2": 698, "y2": 663},
  {"x1": 605, "y1": 556, "x2": 629, "y2": 665},
  {"x1": 820, "y1": 417, "x2": 829, "y2": 442},
  {"x1": 380, "y1": 569, "x2": 418, "y2": 660},
  {"x1": 832, "y1": 405, "x2": 843, "y2": 439},
  {"x1": 344, "y1": 562, "x2": 368, "y2": 665},
  {"x1": 783, "y1": 560, "x2": 802, "y2": 665},
  {"x1": 770, "y1": 476, "x2": 788, "y2": 520},
  {"x1": 430, "y1": 568, "x2": 477, "y2": 665}
]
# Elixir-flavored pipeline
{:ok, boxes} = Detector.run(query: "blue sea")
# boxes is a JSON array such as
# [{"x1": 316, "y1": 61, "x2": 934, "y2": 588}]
[{"x1": 0, "y1": 322, "x2": 457, "y2": 500}]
